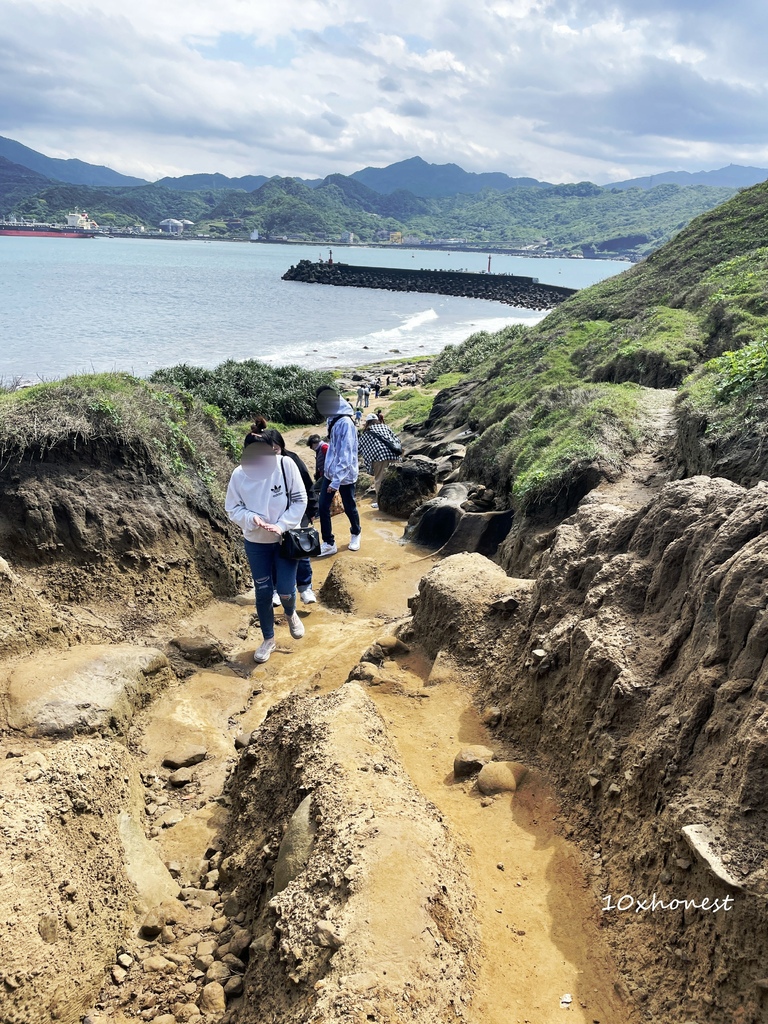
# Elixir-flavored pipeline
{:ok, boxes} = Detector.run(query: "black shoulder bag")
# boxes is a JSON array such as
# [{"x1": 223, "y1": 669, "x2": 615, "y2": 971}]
[{"x1": 279, "y1": 459, "x2": 321, "y2": 559}]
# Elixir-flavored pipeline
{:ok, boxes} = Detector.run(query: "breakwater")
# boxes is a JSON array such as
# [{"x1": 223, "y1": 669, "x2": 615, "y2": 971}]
[{"x1": 282, "y1": 260, "x2": 576, "y2": 310}]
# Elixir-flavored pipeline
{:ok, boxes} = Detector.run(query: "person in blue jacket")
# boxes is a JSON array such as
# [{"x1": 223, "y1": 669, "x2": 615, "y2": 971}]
[{"x1": 315, "y1": 386, "x2": 361, "y2": 556}]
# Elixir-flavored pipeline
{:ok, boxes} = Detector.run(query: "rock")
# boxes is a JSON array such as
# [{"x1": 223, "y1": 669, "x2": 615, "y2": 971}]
[
  {"x1": 224, "y1": 976, "x2": 244, "y2": 997},
  {"x1": 477, "y1": 761, "x2": 528, "y2": 794},
  {"x1": 427, "y1": 649, "x2": 460, "y2": 687},
  {"x1": 481, "y1": 706, "x2": 502, "y2": 728},
  {"x1": 117, "y1": 953, "x2": 133, "y2": 968},
  {"x1": 273, "y1": 794, "x2": 317, "y2": 895},
  {"x1": 378, "y1": 459, "x2": 438, "y2": 518},
  {"x1": 111, "y1": 965, "x2": 127, "y2": 984},
  {"x1": 314, "y1": 920, "x2": 345, "y2": 949},
  {"x1": 319, "y1": 559, "x2": 381, "y2": 613},
  {"x1": 681, "y1": 823, "x2": 745, "y2": 890},
  {"x1": 169, "y1": 767, "x2": 195, "y2": 787},
  {"x1": 143, "y1": 955, "x2": 176, "y2": 973},
  {"x1": 37, "y1": 914, "x2": 58, "y2": 943},
  {"x1": 170, "y1": 636, "x2": 224, "y2": 666},
  {"x1": 199, "y1": 981, "x2": 226, "y2": 1014},
  {"x1": 454, "y1": 745, "x2": 495, "y2": 778},
  {"x1": 152, "y1": 1016, "x2": 178, "y2": 1024},
  {"x1": 234, "y1": 731, "x2": 252, "y2": 750},
  {"x1": 157, "y1": 809, "x2": 184, "y2": 829},
  {"x1": 6, "y1": 645, "x2": 170, "y2": 737},
  {"x1": 205, "y1": 961, "x2": 230, "y2": 983},
  {"x1": 250, "y1": 932, "x2": 274, "y2": 953},
  {"x1": 140, "y1": 910, "x2": 165, "y2": 939},
  {"x1": 196, "y1": 939, "x2": 218, "y2": 958},
  {"x1": 228, "y1": 928, "x2": 252, "y2": 958},
  {"x1": 162, "y1": 747, "x2": 207, "y2": 771}
]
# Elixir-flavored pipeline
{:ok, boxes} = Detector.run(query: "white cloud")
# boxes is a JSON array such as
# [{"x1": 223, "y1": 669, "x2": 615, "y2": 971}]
[{"x1": 1, "y1": 0, "x2": 767, "y2": 183}]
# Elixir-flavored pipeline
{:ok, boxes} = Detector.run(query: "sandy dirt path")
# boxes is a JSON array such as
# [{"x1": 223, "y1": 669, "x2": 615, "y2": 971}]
[{"x1": 108, "y1": 491, "x2": 634, "y2": 1022}]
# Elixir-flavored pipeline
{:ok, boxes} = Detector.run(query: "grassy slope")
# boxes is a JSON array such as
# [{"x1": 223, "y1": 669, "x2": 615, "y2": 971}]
[
  {"x1": 0, "y1": 373, "x2": 239, "y2": 499},
  {"x1": 423, "y1": 181, "x2": 768, "y2": 512}
]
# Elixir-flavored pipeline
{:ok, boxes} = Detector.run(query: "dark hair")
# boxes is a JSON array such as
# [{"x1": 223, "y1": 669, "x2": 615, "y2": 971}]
[
  {"x1": 250, "y1": 414, "x2": 268, "y2": 432},
  {"x1": 315, "y1": 385, "x2": 337, "y2": 398},
  {"x1": 243, "y1": 432, "x2": 271, "y2": 449},
  {"x1": 262, "y1": 427, "x2": 286, "y2": 454},
  {"x1": 307, "y1": 434, "x2": 322, "y2": 446}
]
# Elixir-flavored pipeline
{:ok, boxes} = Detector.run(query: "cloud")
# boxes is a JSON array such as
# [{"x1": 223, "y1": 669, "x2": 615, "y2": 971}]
[{"x1": 1, "y1": 0, "x2": 767, "y2": 183}]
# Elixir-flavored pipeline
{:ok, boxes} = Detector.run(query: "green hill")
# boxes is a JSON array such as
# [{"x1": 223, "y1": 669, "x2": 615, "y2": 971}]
[
  {"x1": 422, "y1": 180, "x2": 768, "y2": 513},
  {"x1": 0, "y1": 156, "x2": 56, "y2": 215},
  {"x1": 11, "y1": 183, "x2": 233, "y2": 229}
]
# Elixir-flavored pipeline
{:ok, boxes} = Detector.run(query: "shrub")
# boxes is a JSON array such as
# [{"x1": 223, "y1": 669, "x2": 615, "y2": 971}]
[{"x1": 149, "y1": 360, "x2": 335, "y2": 424}]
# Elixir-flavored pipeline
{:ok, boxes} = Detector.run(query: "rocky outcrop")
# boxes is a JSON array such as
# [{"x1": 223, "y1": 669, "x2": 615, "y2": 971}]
[
  {"x1": 0, "y1": 440, "x2": 246, "y2": 644},
  {"x1": 405, "y1": 481, "x2": 515, "y2": 557},
  {"x1": 406, "y1": 480, "x2": 768, "y2": 1023},
  {"x1": 4, "y1": 645, "x2": 172, "y2": 737},
  {"x1": 377, "y1": 457, "x2": 438, "y2": 518},
  {"x1": 221, "y1": 684, "x2": 476, "y2": 1023},
  {"x1": 283, "y1": 260, "x2": 576, "y2": 311}
]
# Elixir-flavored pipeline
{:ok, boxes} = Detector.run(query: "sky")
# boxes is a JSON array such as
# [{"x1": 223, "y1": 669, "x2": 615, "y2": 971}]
[{"x1": 2, "y1": 0, "x2": 768, "y2": 184}]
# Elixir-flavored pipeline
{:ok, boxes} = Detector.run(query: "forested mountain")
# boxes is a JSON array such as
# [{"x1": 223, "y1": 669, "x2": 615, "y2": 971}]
[
  {"x1": 606, "y1": 164, "x2": 768, "y2": 191},
  {"x1": 155, "y1": 172, "x2": 270, "y2": 192},
  {"x1": 0, "y1": 136, "x2": 147, "y2": 187},
  {"x1": 350, "y1": 156, "x2": 551, "y2": 196},
  {"x1": 0, "y1": 156, "x2": 56, "y2": 215}
]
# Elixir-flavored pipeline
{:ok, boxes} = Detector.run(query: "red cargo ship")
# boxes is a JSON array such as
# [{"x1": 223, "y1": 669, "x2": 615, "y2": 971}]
[{"x1": 0, "y1": 212, "x2": 97, "y2": 238}]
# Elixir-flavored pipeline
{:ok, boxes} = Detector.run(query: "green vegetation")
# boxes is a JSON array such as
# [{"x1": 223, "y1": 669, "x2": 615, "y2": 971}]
[
  {"x1": 1, "y1": 164, "x2": 739, "y2": 255},
  {"x1": 0, "y1": 373, "x2": 239, "y2": 497},
  {"x1": 149, "y1": 360, "x2": 334, "y2": 425},
  {"x1": 422, "y1": 182, "x2": 768, "y2": 512}
]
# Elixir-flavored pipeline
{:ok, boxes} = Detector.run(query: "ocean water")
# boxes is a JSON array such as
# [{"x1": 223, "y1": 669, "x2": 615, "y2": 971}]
[{"x1": 0, "y1": 237, "x2": 628, "y2": 381}]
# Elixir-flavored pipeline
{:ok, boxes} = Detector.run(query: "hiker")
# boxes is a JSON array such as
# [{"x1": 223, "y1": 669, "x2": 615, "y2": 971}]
[
  {"x1": 356, "y1": 385, "x2": 365, "y2": 409},
  {"x1": 225, "y1": 434, "x2": 307, "y2": 663},
  {"x1": 262, "y1": 428, "x2": 318, "y2": 605},
  {"x1": 375, "y1": 408, "x2": 385, "y2": 424},
  {"x1": 354, "y1": 405, "x2": 363, "y2": 426},
  {"x1": 315, "y1": 386, "x2": 361, "y2": 555},
  {"x1": 358, "y1": 413, "x2": 403, "y2": 509},
  {"x1": 244, "y1": 414, "x2": 268, "y2": 447},
  {"x1": 363, "y1": 383, "x2": 371, "y2": 407},
  {"x1": 307, "y1": 433, "x2": 329, "y2": 480},
  {"x1": 373, "y1": 379, "x2": 381, "y2": 398}
]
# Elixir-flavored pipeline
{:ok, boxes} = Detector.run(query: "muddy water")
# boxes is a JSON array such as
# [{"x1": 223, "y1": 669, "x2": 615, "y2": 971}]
[{"x1": 118, "y1": 503, "x2": 633, "y2": 1021}]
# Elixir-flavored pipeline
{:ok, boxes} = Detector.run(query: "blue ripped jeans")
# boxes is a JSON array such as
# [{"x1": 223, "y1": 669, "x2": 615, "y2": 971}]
[{"x1": 244, "y1": 539, "x2": 297, "y2": 640}]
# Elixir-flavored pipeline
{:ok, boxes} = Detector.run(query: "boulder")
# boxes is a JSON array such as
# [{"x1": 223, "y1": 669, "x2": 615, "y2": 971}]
[
  {"x1": 378, "y1": 459, "x2": 438, "y2": 518},
  {"x1": 454, "y1": 745, "x2": 495, "y2": 778},
  {"x1": 273, "y1": 794, "x2": 317, "y2": 895},
  {"x1": 170, "y1": 635, "x2": 225, "y2": 666},
  {"x1": 4, "y1": 645, "x2": 171, "y2": 737},
  {"x1": 319, "y1": 558, "x2": 381, "y2": 613},
  {"x1": 199, "y1": 981, "x2": 227, "y2": 1014},
  {"x1": 477, "y1": 761, "x2": 527, "y2": 794}
]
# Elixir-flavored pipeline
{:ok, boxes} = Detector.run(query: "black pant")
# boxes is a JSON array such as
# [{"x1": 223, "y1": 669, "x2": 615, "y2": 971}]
[{"x1": 318, "y1": 480, "x2": 360, "y2": 544}]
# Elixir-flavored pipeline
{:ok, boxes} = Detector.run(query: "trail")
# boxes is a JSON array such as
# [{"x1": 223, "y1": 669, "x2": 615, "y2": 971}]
[{"x1": 81, "y1": 492, "x2": 636, "y2": 1024}]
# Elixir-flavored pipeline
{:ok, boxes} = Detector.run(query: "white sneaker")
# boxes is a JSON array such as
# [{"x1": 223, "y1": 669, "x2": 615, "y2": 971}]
[
  {"x1": 287, "y1": 612, "x2": 305, "y2": 638},
  {"x1": 349, "y1": 533, "x2": 361, "y2": 551},
  {"x1": 370, "y1": 503, "x2": 379, "y2": 510},
  {"x1": 299, "y1": 588, "x2": 317, "y2": 604},
  {"x1": 272, "y1": 590, "x2": 281, "y2": 606},
  {"x1": 254, "y1": 638, "x2": 276, "y2": 663},
  {"x1": 319, "y1": 542, "x2": 337, "y2": 557}
]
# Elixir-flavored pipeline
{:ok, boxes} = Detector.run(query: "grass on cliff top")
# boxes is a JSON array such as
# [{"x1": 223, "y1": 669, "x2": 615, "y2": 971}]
[
  {"x1": 0, "y1": 372, "x2": 240, "y2": 498},
  {"x1": 418, "y1": 187, "x2": 768, "y2": 512}
]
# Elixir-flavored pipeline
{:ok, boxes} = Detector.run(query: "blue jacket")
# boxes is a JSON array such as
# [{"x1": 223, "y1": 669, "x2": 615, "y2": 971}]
[{"x1": 323, "y1": 395, "x2": 359, "y2": 489}]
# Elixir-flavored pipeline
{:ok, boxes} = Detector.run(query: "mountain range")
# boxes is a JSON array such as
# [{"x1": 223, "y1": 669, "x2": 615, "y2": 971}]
[{"x1": 2, "y1": 136, "x2": 766, "y2": 198}]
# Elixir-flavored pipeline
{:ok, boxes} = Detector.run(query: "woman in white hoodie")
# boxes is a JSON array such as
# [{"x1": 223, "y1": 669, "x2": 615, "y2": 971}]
[{"x1": 225, "y1": 435, "x2": 308, "y2": 663}]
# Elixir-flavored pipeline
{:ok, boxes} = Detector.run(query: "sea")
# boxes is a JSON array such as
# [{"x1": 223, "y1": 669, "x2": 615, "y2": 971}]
[{"x1": 0, "y1": 237, "x2": 628, "y2": 382}]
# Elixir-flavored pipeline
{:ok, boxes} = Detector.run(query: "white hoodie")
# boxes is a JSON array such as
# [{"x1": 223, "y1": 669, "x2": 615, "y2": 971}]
[{"x1": 225, "y1": 455, "x2": 307, "y2": 544}]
